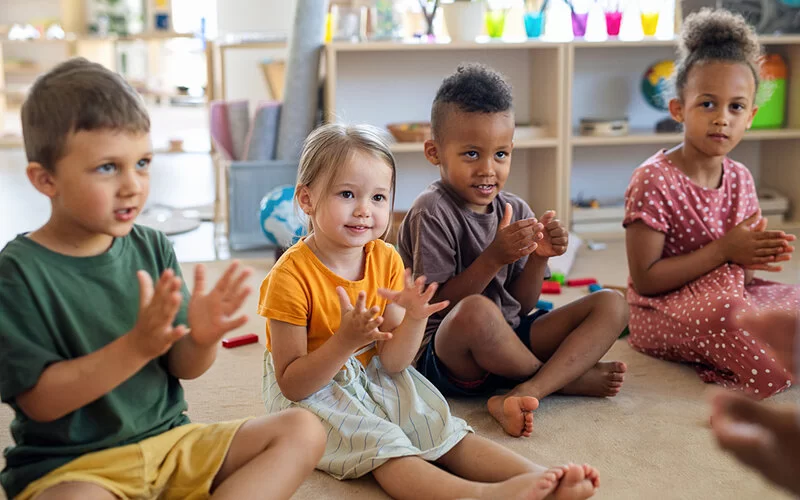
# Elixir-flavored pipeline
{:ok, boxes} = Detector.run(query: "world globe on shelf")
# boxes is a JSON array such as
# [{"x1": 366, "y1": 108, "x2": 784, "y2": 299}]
[
  {"x1": 641, "y1": 59, "x2": 675, "y2": 112},
  {"x1": 259, "y1": 185, "x2": 307, "y2": 249}
]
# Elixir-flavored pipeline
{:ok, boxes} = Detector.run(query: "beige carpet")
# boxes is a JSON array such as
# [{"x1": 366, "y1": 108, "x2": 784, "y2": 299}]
[{"x1": 2, "y1": 240, "x2": 798, "y2": 499}]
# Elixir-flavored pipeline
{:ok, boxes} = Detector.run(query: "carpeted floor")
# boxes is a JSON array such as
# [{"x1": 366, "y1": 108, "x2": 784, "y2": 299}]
[{"x1": 1, "y1": 240, "x2": 798, "y2": 499}]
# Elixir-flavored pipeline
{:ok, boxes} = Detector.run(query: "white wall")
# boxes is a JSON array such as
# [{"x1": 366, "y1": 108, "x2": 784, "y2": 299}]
[
  {"x1": 216, "y1": 0, "x2": 297, "y2": 36},
  {"x1": 214, "y1": 0, "x2": 297, "y2": 102}
]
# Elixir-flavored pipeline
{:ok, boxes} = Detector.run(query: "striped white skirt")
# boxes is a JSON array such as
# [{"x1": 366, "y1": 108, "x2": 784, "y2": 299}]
[{"x1": 262, "y1": 352, "x2": 471, "y2": 479}]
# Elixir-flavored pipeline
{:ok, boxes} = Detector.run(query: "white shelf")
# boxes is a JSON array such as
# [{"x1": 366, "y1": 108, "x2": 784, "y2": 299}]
[
  {"x1": 328, "y1": 38, "x2": 562, "y2": 53},
  {"x1": 571, "y1": 128, "x2": 800, "y2": 146},
  {"x1": 391, "y1": 126, "x2": 559, "y2": 154}
]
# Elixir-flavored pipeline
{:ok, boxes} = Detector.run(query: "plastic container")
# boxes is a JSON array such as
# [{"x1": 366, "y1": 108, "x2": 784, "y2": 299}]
[{"x1": 752, "y1": 54, "x2": 787, "y2": 129}]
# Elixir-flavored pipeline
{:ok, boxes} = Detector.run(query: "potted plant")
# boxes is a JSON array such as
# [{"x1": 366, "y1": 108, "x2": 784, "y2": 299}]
[{"x1": 440, "y1": 0, "x2": 485, "y2": 41}]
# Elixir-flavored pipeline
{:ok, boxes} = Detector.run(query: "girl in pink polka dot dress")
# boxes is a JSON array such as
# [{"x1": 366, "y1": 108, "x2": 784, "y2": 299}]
[{"x1": 623, "y1": 9, "x2": 798, "y2": 399}]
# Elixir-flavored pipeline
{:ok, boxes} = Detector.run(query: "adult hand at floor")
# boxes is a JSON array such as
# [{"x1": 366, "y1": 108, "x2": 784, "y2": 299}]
[{"x1": 711, "y1": 390, "x2": 800, "y2": 497}]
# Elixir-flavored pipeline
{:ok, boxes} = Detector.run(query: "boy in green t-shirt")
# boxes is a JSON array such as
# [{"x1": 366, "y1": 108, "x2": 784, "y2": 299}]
[{"x1": 0, "y1": 58, "x2": 325, "y2": 500}]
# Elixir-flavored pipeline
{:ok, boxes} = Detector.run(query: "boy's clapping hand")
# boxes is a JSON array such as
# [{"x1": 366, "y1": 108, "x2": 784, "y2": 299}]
[
  {"x1": 130, "y1": 269, "x2": 188, "y2": 358},
  {"x1": 187, "y1": 261, "x2": 252, "y2": 347},
  {"x1": 487, "y1": 203, "x2": 545, "y2": 267},
  {"x1": 534, "y1": 211, "x2": 569, "y2": 258}
]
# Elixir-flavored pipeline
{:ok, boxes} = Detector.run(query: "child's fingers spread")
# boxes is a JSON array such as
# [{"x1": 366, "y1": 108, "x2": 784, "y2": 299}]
[
  {"x1": 336, "y1": 286, "x2": 353, "y2": 311},
  {"x1": 230, "y1": 287, "x2": 252, "y2": 313},
  {"x1": 228, "y1": 267, "x2": 253, "y2": 296},
  {"x1": 137, "y1": 271, "x2": 155, "y2": 309},
  {"x1": 222, "y1": 314, "x2": 249, "y2": 334},
  {"x1": 377, "y1": 288, "x2": 399, "y2": 301},
  {"x1": 427, "y1": 300, "x2": 449, "y2": 314},
  {"x1": 422, "y1": 281, "x2": 438, "y2": 300},
  {"x1": 193, "y1": 264, "x2": 207, "y2": 296},
  {"x1": 216, "y1": 260, "x2": 241, "y2": 292},
  {"x1": 371, "y1": 330, "x2": 392, "y2": 342},
  {"x1": 355, "y1": 291, "x2": 367, "y2": 312},
  {"x1": 169, "y1": 325, "x2": 189, "y2": 344}
]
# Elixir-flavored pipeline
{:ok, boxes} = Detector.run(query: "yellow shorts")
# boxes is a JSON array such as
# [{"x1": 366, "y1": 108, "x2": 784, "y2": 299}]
[{"x1": 17, "y1": 418, "x2": 250, "y2": 500}]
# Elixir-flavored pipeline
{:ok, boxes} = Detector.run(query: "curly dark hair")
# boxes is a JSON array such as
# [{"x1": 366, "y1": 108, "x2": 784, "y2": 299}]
[
  {"x1": 674, "y1": 8, "x2": 762, "y2": 99},
  {"x1": 430, "y1": 63, "x2": 513, "y2": 140}
]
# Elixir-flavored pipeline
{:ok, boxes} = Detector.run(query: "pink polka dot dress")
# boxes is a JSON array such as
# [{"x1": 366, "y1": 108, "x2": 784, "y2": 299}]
[{"x1": 623, "y1": 151, "x2": 797, "y2": 399}]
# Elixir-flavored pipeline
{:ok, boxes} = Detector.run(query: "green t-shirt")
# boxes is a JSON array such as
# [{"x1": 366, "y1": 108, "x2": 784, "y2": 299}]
[{"x1": 0, "y1": 225, "x2": 192, "y2": 498}]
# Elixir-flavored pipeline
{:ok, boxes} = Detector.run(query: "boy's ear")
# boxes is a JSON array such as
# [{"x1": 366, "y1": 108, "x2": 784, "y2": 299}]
[
  {"x1": 668, "y1": 98, "x2": 684, "y2": 124},
  {"x1": 423, "y1": 139, "x2": 440, "y2": 166},
  {"x1": 26, "y1": 163, "x2": 58, "y2": 198},
  {"x1": 296, "y1": 185, "x2": 314, "y2": 215}
]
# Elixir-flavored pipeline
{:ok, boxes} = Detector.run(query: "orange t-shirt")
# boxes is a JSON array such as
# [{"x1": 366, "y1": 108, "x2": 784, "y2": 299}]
[{"x1": 257, "y1": 239, "x2": 405, "y2": 367}]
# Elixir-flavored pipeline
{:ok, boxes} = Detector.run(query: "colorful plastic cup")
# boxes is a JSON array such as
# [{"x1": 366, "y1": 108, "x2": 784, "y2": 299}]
[
  {"x1": 604, "y1": 10, "x2": 622, "y2": 36},
  {"x1": 524, "y1": 11, "x2": 545, "y2": 38},
  {"x1": 486, "y1": 9, "x2": 508, "y2": 38},
  {"x1": 571, "y1": 11, "x2": 589, "y2": 37},
  {"x1": 641, "y1": 11, "x2": 659, "y2": 36}
]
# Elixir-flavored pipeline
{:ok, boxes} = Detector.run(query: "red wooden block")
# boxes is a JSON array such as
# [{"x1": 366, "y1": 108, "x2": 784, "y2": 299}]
[
  {"x1": 541, "y1": 281, "x2": 561, "y2": 294},
  {"x1": 222, "y1": 333, "x2": 259, "y2": 348},
  {"x1": 567, "y1": 278, "x2": 598, "y2": 287}
]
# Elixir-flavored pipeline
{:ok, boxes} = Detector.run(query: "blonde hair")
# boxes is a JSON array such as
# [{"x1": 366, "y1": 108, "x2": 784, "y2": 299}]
[{"x1": 296, "y1": 123, "x2": 397, "y2": 237}]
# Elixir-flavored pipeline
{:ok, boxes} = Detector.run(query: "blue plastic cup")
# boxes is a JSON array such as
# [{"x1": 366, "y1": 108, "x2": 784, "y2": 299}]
[{"x1": 524, "y1": 11, "x2": 545, "y2": 38}]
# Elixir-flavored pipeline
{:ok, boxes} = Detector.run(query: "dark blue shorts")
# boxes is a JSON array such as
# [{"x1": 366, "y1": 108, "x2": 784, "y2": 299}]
[{"x1": 416, "y1": 310, "x2": 547, "y2": 398}]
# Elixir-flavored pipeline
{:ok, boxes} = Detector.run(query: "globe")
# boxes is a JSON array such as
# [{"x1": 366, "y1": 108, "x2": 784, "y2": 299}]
[
  {"x1": 641, "y1": 59, "x2": 675, "y2": 111},
  {"x1": 260, "y1": 185, "x2": 307, "y2": 248}
]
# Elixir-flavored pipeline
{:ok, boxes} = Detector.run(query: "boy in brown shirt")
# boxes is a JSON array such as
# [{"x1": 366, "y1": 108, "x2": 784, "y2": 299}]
[{"x1": 397, "y1": 63, "x2": 629, "y2": 438}]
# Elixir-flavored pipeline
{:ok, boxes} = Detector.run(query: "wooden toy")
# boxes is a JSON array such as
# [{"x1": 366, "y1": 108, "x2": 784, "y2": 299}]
[
  {"x1": 536, "y1": 299, "x2": 553, "y2": 311},
  {"x1": 541, "y1": 281, "x2": 561, "y2": 294},
  {"x1": 588, "y1": 283, "x2": 603, "y2": 293},
  {"x1": 567, "y1": 277, "x2": 598, "y2": 287},
  {"x1": 222, "y1": 333, "x2": 259, "y2": 348},
  {"x1": 549, "y1": 272, "x2": 565, "y2": 285}
]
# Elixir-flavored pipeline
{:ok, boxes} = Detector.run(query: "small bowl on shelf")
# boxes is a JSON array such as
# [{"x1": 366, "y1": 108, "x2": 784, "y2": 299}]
[{"x1": 387, "y1": 122, "x2": 432, "y2": 143}]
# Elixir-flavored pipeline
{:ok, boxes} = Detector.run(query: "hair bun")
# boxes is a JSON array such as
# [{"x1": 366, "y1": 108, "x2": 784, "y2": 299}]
[{"x1": 679, "y1": 8, "x2": 760, "y2": 60}]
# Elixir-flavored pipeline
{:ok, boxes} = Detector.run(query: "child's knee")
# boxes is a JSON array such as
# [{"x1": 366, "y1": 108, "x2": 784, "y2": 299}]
[
  {"x1": 279, "y1": 408, "x2": 326, "y2": 451},
  {"x1": 593, "y1": 289, "x2": 629, "y2": 326},
  {"x1": 447, "y1": 295, "x2": 503, "y2": 336}
]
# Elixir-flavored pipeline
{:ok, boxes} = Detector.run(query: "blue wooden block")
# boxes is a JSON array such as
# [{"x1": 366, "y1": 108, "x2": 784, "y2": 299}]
[
  {"x1": 588, "y1": 283, "x2": 603, "y2": 293},
  {"x1": 536, "y1": 299, "x2": 553, "y2": 311}
]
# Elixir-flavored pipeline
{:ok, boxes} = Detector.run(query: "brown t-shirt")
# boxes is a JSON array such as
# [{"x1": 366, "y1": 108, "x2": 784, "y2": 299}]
[{"x1": 397, "y1": 180, "x2": 549, "y2": 360}]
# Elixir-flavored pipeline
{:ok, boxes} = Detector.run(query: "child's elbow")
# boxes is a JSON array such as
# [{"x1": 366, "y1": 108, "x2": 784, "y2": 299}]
[
  {"x1": 630, "y1": 276, "x2": 659, "y2": 297},
  {"x1": 276, "y1": 379, "x2": 306, "y2": 403},
  {"x1": 16, "y1": 396, "x2": 61, "y2": 423},
  {"x1": 379, "y1": 356, "x2": 408, "y2": 375}
]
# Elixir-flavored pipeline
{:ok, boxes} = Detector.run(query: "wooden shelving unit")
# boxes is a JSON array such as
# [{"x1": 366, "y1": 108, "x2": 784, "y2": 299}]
[
  {"x1": 325, "y1": 39, "x2": 568, "y2": 217},
  {"x1": 323, "y1": 35, "x2": 800, "y2": 237},
  {"x1": 0, "y1": 0, "x2": 197, "y2": 147},
  {"x1": 565, "y1": 36, "x2": 800, "y2": 236}
]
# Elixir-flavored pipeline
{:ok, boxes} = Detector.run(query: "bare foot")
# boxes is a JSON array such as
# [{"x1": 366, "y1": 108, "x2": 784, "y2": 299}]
[
  {"x1": 559, "y1": 361, "x2": 626, "y2": 397},
  {"x1": 487, "y1": 395, "x2": 539, "y2": 437},
  {"x1": 548, "y1": 463, "x2": 599, "y2": 499},
  {"x1": 483, "y1": 468, "x2": 564, "y2": 500}
]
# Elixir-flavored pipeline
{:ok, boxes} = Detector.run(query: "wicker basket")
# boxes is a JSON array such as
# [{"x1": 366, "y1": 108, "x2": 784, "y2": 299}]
[{"x1": 387, "y1": 122, "x2": 432, "y2": 142}]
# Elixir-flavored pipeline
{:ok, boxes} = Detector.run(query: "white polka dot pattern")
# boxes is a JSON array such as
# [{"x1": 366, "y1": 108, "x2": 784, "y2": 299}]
[{"x1": 621, "y1": 151, "x2": 796, "y2": 398}]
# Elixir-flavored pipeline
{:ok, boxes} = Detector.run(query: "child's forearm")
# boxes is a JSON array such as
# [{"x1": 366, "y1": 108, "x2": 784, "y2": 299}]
[
  {"x1": 167, "y1": 335, "x2": 217, "y2": 380},
  {"x1": 509, "y1": 255, "x2": 549, "y2": 314},
  {"x1": 278, "y1": 335, "x2": 356, "y2": 401},
  {"x1": 14, "y1": 333, "x2": 151, "y2": 422},
  {"x1": 378, "y1": 317, "x2": 427, "y2": 373},
  {"x1": 435, "y1": 252, "x2": 503, "y2": 314},
  {"x1": 632, "y1": 240, "x2": 726, "y2": 296}
]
